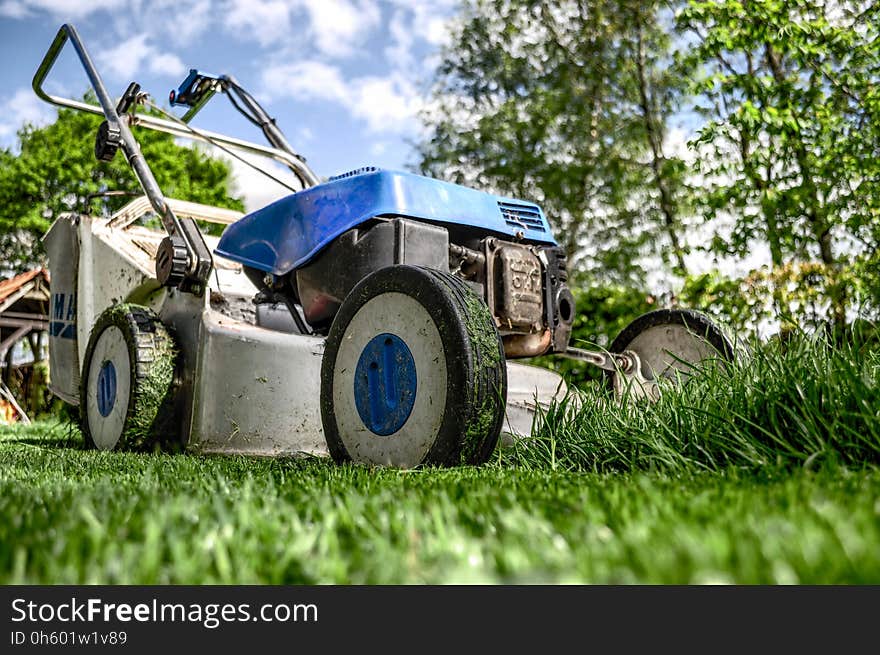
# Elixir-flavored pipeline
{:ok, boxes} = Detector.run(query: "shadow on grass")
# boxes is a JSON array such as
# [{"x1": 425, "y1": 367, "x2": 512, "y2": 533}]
[
  {"x1": 3, "y1": 436, "x2": 86, "y2": 450},
  {"x1": 0, "y1": 420, "x2": 85, "y2": 451}
]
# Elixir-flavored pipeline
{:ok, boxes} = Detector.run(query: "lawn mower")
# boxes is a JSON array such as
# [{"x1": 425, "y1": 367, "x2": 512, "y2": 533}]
[{"x1": 33, "y1": 24, "x2": 734, "y2": 467}]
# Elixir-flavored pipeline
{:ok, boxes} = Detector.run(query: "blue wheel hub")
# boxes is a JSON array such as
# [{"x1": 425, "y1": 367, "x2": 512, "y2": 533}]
[
  {"x1": 354, "y1": 333, "x2": 417, "y2": 436},
  {"x1": 96, "y1": 360, "x2": 117, "y2": 418}
]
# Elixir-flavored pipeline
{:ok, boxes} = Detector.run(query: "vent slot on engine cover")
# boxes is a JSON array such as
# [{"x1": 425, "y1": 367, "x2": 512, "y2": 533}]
[{"x1": 497, "y1": 201, "x2": 546, "y2": 234}]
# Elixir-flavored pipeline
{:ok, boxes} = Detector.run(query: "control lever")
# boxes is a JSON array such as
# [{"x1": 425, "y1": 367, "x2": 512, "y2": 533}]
[{"x1": 94, "y1": 82, "x2": 141, "y2": 162}]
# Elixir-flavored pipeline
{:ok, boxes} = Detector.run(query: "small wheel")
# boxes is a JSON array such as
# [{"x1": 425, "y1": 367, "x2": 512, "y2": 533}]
[
  {"x1": 80, "y1": 304, "x2": 177, "y2": 450},
  {"x1": 321, "y1": 265, "x2": 507, "y2": 468},
  {"x1": 608, "y1": 309, "x2": 735, "y2": 386}
]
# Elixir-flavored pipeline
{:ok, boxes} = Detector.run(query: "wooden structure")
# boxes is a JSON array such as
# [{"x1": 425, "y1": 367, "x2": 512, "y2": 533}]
[{"x1": 0, "y1": 268, "x2": 50, "y2": 423}]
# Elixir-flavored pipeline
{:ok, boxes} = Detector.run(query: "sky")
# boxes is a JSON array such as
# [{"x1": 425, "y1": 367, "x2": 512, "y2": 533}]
[{"x1": 0, "y1": 0, "x2": 458, "y2": 210}]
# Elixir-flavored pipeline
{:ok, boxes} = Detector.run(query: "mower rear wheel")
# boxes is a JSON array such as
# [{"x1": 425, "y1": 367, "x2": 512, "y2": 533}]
[
  {"x1": 321, "y1": 265, "x2": 507, "y2": 468},
  {"x1": 80, "y1": 304, "x2": 177, "y2": 451},
  {"x1": 607, "y1": 309, "x2": 735, "y2": 392}
]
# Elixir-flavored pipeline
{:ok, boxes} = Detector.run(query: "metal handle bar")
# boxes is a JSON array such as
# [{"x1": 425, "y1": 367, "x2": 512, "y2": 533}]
[
  {"x1": 33, "y1": 25, "x2": 175, "y2": 231},
  {"x1": 32, "y1": 23, "x2": 214, "y2": 287},
  {"x1": 32, "y1": 26, "x2": 320, "y2": 189}
]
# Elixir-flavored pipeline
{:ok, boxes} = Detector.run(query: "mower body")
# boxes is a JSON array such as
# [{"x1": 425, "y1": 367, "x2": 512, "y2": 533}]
[
  {"x1": 218, "y1": 168, "x2": 575, "y2": 357},
  {"x1": 43, "y1": 195, "x2": 567, "y2": 457},
  {"x1": 217, "y1": 167, "x2": 557, "y2": 274}
]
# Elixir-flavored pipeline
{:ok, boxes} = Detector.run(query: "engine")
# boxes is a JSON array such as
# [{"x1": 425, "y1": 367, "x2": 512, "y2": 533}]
[
  {"x1": 449, "y1": 237, "x2": 574, "y2": 357},
  {"x1": 267, "y1": 216, "x2": 574, "y2": 358}
]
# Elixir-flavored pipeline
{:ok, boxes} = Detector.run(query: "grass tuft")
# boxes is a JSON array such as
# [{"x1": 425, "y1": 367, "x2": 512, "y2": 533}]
[{"x1": 506, "y1": 334, "x2": 880, "y2": 473}]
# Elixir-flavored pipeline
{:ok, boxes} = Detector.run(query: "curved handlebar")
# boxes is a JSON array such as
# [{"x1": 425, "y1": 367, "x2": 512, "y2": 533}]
[
  {"x1": 32, "y1": 23, "x2": 215, "y2": 286},
  {"x1": 32, "y1": 24, "x2": 320, "y2": 188},
  {"x1": 33, "y1": 25, "x2": 175, "y2": 229}
]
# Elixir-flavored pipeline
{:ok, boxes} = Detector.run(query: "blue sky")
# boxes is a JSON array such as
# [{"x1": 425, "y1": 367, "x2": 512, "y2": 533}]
[{"x1": 0, "y1": 0, "x2": 458, "y2": 209}]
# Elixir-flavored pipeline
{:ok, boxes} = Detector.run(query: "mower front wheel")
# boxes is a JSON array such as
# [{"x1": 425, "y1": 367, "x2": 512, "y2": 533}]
[
  {"x1": 80, "y1": 304, "x2": 178, "y2": 451},
  {"x1": 320, "y1": 265, "x2": 507, "y2": 468}
]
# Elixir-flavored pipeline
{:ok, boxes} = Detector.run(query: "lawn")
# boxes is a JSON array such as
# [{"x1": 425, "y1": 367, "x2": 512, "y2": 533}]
[{"x1": 1, "y1": 335, "x2": 879, "y2": 584}]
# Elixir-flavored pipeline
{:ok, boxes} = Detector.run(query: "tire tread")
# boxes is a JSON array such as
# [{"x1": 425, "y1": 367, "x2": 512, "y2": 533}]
[{"x1": 80, "y1": 304, "x2": 177, "y2": 450}]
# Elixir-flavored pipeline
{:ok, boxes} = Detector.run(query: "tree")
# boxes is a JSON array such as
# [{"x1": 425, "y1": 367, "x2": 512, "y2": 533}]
[
  {"x1": 417, "y1": 0, "x2": 692, "y2": 286},
  {"x1": 0, "y1": 100, "x2": 244, "y2": 270},
  {"x1": 677, "y1": 0, "x2": 880, "y2": 330}
]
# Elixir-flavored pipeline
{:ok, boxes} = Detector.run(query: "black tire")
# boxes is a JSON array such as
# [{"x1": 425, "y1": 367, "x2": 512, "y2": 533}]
[
  {"x1": 80, "y1": 304, "x2": 178, "y2": 451},
  {"x1": 321, "y1": 265, "x2": 507, "y2": 468},
  {"x1": 606, "y1": 308, "x2": 735, "y2": 387}
]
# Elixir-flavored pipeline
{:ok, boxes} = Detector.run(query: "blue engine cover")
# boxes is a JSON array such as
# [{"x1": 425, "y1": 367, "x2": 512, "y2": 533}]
[{"x1": 215, "y1": 167, "x2": 557, "y2": 276}]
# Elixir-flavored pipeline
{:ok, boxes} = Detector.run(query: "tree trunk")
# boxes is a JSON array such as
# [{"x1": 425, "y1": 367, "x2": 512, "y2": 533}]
[
  {"x1": 764, "y1": 43, "x2": 845, "y2": 330},
  {"x1": 634, "y1": 21, "x2": 688, "y2": 277}
]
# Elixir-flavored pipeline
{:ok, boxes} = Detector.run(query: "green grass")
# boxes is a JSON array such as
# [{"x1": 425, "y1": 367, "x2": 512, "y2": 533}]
[
  {"x1": 1, "y1": 334, "x2": 879, "y2": 584},
  {"x1": 508, "y1": 335, "x2": 880, "y2": 473},
  {"x1": 1, "y1": 427, "x2": 878, "y2": 584}
]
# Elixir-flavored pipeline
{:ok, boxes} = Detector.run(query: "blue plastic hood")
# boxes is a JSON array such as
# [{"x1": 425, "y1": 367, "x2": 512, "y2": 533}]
[{"x1": 215, "y1": 168, "x2": 557, "y2": 276}]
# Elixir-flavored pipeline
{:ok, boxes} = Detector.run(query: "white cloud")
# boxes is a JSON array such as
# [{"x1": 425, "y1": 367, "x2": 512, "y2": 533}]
[
  {"x1": 386, "y1": 0, "x2": 455, "y2": 45},
  {"x1": 297, "y1": 0, "x2": 380, "y2": 58},
  {"x1": 0, "y1": 1, "x2": 215, "y2": 52},
  {"x1": 0, "y1": 0, "x2": 125, "y2": 19},
  {"x1": 222, "y1": 0, "x2": 380, "y2": 58},
  {"x1": 131, "y1": 0, "x2": 214, "y2": 42},
  {"x1": 263, "y1": 61, "x2": 422, "y2": 134},
  {"x1": 96, "y1": 33, "x2": 185, "y2": 80},
  {"x1": 97, "y1": 34, "x2": 149, "y2": 79},
  {"x1": 0, "y1": 88, "x2": 55, "y2": 142},
  {"x1": 384, "y1": 9, "x2": 414, "y2": 69},
  {"x1": 169, "y1": 0, "x2": 212, "y2": 41},
  {"x1": 263, "y1": 61, "x2": 348, "y2": 103},
  {"x1": 222, "y1": 0, "x2": 293, "y2": 48},
  {"x1": 150, "y1": 52, "x2": 187, "y2": 77},
  {"x1": 0, "y1": 0, "x2": 459, "y2": 167},
  {"x1": 349, "y1": 74, "x2": 421, "y2": 132},
  {"x1": 383, "y1": 2, "x2": 455, "y2": 76},
  {"x1": 0, "y1": 1, "x2": 28, "y2": 18},
  {"x1": 411, "y1": 4, "x2": 452, "y2": 47}
]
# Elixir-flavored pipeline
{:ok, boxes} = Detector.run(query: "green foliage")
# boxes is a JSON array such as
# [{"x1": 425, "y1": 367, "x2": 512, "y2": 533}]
[
  {"x1": 679, "y1": 262, "x2": 875, "y2": 337},
  {"x1": 418, "y1": 0, "x2": 692, "y2": 283},
  {"x1": 677, "y1": 0, "x2": 880, "y2": 325},
  {"x1": 1, "y1": 421, "x2": 879, "y2": 583},
  {"x1": 421, "y1": 0, "x2": 880, "y2": 333},
  {"x1": 0, "y1": 99, "x2": 244, "y2": 269},
  {"x1": 678, "y1": 270, "x2": 763, "y2": 337}
]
